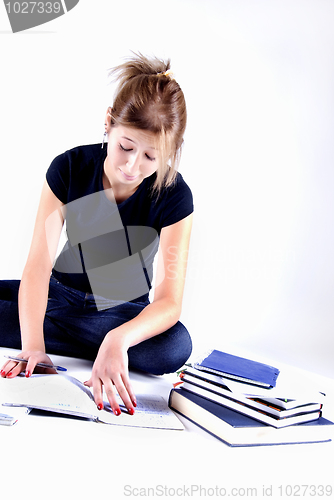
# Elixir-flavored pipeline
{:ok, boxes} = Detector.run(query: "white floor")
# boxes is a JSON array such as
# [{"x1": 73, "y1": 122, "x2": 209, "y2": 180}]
[{"x1": 1, "y1": 346, "x2": 333, "y2": 500}]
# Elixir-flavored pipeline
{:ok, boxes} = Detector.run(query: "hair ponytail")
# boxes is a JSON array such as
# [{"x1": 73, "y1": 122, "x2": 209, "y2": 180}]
[{"x1": 109, "y1": 52, "x2": 172, "y2": 92}]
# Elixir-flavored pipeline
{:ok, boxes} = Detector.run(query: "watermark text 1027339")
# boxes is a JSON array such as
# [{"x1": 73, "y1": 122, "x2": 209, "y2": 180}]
[
  {"x1": 123, "y1": 483, "x2": 333, "y2": 497},
  {"x1": 3, "y1": 0, "x2": 80, "y2": 33}
]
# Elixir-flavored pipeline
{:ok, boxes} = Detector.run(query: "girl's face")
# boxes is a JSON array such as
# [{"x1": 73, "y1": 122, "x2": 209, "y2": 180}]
[{"x1": 104, "y1": 125, "x2": 159, "y2": 193}]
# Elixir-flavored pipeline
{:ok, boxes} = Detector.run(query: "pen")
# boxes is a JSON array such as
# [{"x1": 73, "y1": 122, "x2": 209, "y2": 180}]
[{"x1": 4, "y1": 355, "x2": 67, "y2": 372}]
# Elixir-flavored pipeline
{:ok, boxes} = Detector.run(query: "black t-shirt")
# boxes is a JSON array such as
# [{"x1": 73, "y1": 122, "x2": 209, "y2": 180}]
[{"x1": 46, "y1": 144, "x2": 193, "y2": 301}]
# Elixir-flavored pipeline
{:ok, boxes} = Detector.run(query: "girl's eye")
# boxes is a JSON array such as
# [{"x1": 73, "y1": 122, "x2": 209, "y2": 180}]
[
  {"x1": 119, "y1": 143, "x2": 155, "y2": 161},
  {"x1": 119, "y1": 144, "x2": 132, "y2": 152}
]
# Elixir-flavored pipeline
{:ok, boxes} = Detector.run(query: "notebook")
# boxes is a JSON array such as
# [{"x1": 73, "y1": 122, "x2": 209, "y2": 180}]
[{"x1": 194, "y1": 350, "x2": 280, "y2": 388}]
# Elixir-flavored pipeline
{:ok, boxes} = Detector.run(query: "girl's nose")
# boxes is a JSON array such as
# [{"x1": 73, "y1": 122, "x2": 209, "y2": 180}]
[{"x1": 126, "y1": 153, "x2": 139, "y2": 171}]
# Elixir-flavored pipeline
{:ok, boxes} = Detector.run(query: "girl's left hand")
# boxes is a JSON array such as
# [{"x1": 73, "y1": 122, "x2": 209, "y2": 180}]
[{"x1": 84, "y1": 333, "x2": 136, "y2": 416}]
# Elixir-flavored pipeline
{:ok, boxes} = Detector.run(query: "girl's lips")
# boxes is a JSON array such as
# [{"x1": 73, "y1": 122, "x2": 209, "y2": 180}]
[{"x1": 119, "y1": 169, "x2": 139, "y2": 181}]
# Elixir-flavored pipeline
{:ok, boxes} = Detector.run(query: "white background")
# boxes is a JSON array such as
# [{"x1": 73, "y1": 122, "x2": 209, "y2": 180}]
[{"x1": 1, "y1": 0, "x2": 334, "y2": 377}]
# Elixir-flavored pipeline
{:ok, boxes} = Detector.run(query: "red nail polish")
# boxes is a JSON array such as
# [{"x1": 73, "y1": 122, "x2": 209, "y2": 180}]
[
  {"x1": 26, "y1": 371, "x2": 31, "y2": 378},
  {"x1": 97, "y1": 403, "x2": 103, "y2": 411},
  {"x1": 114, "y1": 408, "x2": 121, "y2": 416},
  {"x1": 132, "y1": 400, "x2": 137, "y2": 407},
  {"x1": 128, "y1": 408, "x2": 135, "y2": 415}
]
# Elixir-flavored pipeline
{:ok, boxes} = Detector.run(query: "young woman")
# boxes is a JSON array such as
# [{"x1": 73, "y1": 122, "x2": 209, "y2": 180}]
[{"x1": 0, "y1": 53, "x2": 193, "y2": 417}]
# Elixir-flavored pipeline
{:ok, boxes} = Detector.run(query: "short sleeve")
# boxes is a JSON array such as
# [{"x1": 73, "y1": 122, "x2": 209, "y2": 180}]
[
  {"x1": 161, "y1": 173, "x2": 194, "y2": 228},
  {"x1": 46, "y1": 151, "x2": 70, "y2": 204}
]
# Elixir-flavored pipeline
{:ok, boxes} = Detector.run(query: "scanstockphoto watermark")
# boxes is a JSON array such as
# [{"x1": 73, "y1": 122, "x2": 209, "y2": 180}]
[
  {"x1": 3, "y1": 0, "x2": 80, "y2": 33},
  {"x1": 167, "y1": 245, "x2": 296, "y2": 283},
  {"x1": 123, "y1": 484, "x2": 334, "y2": 497},
  {"x1": 43, "y1": 190, "x2": 297, "y2": 308},
  {"x1": 123, "y1": 484, "x2": 258, "y2": 497}
]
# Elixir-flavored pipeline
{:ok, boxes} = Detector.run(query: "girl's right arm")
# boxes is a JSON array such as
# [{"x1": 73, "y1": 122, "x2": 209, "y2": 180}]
[{"x1": 1, "y1": 181, "x2": 64, "y2": 378}]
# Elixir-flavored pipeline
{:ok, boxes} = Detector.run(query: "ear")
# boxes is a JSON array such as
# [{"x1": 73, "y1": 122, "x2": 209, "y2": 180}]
[{"x1": 104, "y1": 107, "x2": 114, "y2": 132}]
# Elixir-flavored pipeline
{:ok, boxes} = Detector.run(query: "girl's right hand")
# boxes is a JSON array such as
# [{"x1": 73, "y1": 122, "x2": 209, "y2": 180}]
[{"x1": 0, "y1": 351, "x2": 57, "y2": 378}]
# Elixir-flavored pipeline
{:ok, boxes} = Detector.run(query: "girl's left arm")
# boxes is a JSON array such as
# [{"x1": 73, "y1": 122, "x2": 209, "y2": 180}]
[
  {"x1": 85, "y1": 213, "x2": 193, "y2": 415},
  {"x1": 123, "y1": 212, "x2": 194, "y2": 340}
]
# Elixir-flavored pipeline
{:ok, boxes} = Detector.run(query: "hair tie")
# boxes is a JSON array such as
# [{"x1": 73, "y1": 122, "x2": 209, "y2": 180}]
[{"x1": 158, "y1": 69, "x2": 174, "y2": 79}]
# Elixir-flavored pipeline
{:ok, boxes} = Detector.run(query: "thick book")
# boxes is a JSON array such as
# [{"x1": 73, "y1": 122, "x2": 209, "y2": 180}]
[
  {"x1": 169, "y1": 388, "x2": 334, "y2": 447},
  {"x1": 181, "y1": 381, "x2": 321, "y2": 428},
  {"x1": 194, "y1": 350, "x2": 280, "y2": 388},
  {"x1": 182, "y1": 368, "x2": 322, "y2": 419},
  {"x1": 0, "y1": 373, "x2": 184, "y2": 430}
]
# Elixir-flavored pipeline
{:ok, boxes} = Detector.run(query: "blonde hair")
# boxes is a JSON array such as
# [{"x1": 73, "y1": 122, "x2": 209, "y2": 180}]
[{"x1": 108, "y1": 53, "x2": 187, "y2": 195}]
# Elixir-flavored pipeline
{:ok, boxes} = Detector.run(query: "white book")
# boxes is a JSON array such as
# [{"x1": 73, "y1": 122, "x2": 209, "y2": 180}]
[
  {"x1": 181, "y1": 382, "x2": 321, "y2": 428},
  {"x1": 181, "y1": 374, "x2": 322, "y2": 418},
  {"x1": 185, "y1": 366, "x2": 326, "y2": 408}
]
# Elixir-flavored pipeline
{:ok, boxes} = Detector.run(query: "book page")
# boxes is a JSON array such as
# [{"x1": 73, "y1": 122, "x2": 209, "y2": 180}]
[
  {"x1": 0, "y1": 374, "x2": 98, "y2": 418},
  {"x1": 0, "y1": 374, "x2": 183, "y2": 430},
  {"x1": 99, "y1": 394, "x2": 184, "y2": 429},
  {"x1": 220, "y1": 368, "x2": 326, "y2": 402}
]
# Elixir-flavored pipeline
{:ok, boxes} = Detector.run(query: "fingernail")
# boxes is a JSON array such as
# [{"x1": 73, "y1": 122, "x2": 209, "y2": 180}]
[
  {"x1": 25, "y1": 371, "x2": 31, "y2": 378},
  {"x1": 97, "y1": 403, "x2": 103, "y2": 411},
  {"x1": 132, "y1": 400, "x2": 137, "y2": 407},
  {"x1": 0, "y1": 370, "x2": 5, "y2": 376},
  {"x1": 114, "y1": 408, "x2": 121, "y2": 416},
  {"x1": 128, "y1": 408, "x2": 135, "y2": 415}
]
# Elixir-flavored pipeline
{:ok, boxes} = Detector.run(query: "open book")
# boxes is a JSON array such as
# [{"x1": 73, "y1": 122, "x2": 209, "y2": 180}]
[{"x1": 0, "y1": 373, "x2": 184, "y2": 430}]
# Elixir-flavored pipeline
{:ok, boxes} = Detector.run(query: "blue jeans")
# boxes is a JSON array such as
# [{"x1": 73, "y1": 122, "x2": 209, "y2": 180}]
[{"x1": 0, "y1": 276, "x2": 192, "y2": 375}]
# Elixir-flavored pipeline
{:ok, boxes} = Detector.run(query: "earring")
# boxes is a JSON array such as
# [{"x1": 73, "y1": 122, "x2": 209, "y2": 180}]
[
  {"x1": 101, "y1": 124, "x2": 108, "y2": 149},
  {"x1": 101, "y1": 131, "x2": 108, "y2": 148}
]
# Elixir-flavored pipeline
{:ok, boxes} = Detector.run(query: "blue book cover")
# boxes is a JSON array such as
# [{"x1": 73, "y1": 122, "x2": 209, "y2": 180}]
[{"x1": 194, "y1": 350, "x2": 280, "y2": 388}]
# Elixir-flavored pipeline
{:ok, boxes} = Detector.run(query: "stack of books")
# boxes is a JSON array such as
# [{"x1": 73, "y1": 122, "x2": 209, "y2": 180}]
[{"x1": 169, "y1": 350, "x2": 334, "y2": 447}]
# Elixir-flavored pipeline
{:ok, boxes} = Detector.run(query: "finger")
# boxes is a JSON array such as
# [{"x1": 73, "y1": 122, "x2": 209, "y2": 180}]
[
  {"x1": 103, "y1": 377, "x2": 122, "y2": 416},
  {"x1": 122, "y1": 377, "x2": 137, "y2": 408},
  {"x1": 4, "y1": 361, "x2": 25, "y2": 378},
  {"x1": 91, "y1": 376, "x2": 104, "y2": 411},
  {"x1": 112, "y1": 375, "x2": 135, "y2": 415},
  {"x1": 1, "y1": 359, "x2": 11, "y2": 373},
  {"x1": 83, "y1": 378, "x2": 92, "y2": 387},
  {"x1": 25, "y1": 358, "x2": 38, "y2": 378},
  {"x1": 24, "y1": 358, "x2": 57, "y2": 376},
  {"x1": 119, "y1": 366, "x2": 136, "y2": 409},
  {"x1": 84, "y1": 377, "x2": 106, "y2": 412},
  {"x1": 1, "y1": 358, "x2": 21, "y2": 375},
  {"x1": 1, "y1": 360, "x2": 11, "y2": 377},
  {"x1": 1, "y1": 363, "x2": 12, "y2": 377}
]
